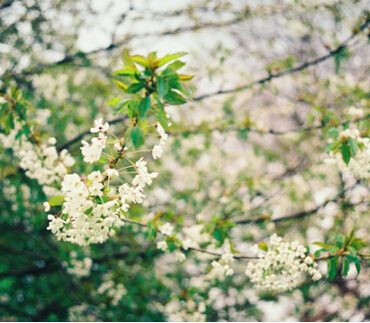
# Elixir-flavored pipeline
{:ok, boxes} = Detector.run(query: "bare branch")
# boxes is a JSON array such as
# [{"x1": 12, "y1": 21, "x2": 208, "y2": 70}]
[
  {"x1": 234, "y1": 183, "x2": 359, "y2": 224},
  {"x1": 170, "y1": 114, "x2": 370, "y2": 137},
  {"x1": 193, "y1": 18, "x2": 370, "y2": 101}
]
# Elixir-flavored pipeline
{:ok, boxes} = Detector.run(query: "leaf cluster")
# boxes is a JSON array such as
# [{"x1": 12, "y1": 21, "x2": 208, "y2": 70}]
[
  {"x1": 108, "y1": 50, "x2": 193, "y2": 149},
  {"x1": 313, "y1": 230, "x2": 367, "y2": 280}
]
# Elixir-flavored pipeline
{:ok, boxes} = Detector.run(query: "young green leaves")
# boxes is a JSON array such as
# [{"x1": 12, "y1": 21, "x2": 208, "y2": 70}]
[
  {"x1": 110, "y1": 50, "x2": 193, "y2": 148},
  {"x1": 326, "y1": 127, "x2": 361, "y2": 165},
  {"x1": 313, "y1": 230, "x2": 367, "y2": 280}
]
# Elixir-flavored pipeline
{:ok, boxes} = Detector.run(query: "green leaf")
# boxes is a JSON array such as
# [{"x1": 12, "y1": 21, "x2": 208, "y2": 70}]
[
  {"x1": 327, "y1": 127, "x2": 339, "y2": 137},
  {"x1": 15, "y1": 130, "x2": 23, "y2": 140},
  {"x1": 127, "y1": 100, "x2": 138, "y2": 119},
  {"x1": 131, "y1": 126, "x2": 145, "y2": 148},
  {"x1": 147, "y1": 220, "x2": 157, "y2": 238},
  {"x1": 327, "y1": 257, "x2": 338, "y2": 281},
  {"x1": 107, "y1": 98, "x2": 121, "y2": 106},
  {"x1": 49, "y1": 196, "x2": 65, "y2": 206},
  {"x1": 101, "y1": 196, "x2": 110, "y2": 203},
  {"x1": 113, "y1": 67, "x2": 140, "y2": 76},
  {"x1": 161, "y1": 66, "x2": 177, "y2": 77},
  {"x1": 99, "y1": 156, "x2": 110, "y2": 163},
  {"x1": 345, "y1": 254, "x2": 360, "y2": 264},
  {"x1": 178, "y1": 74, "x2": 194, "y2": 81},
  {"x1": 126, "y1": 82, "x2": 145, "y2": 94},
  {"x1": 325, "y1": 140, "x2": 340, "y2": 154},
  {"x1": 213, "y1": 228, "x2": 222, "y2": 242},
  {"x1": 347, "y1": 246, "x2": 357, "y2": 256},
  {"x1": 312, "y1": 242, "x2": 331, "y2": 250},
  {"x1": 114, "y1": 99, "x2": 131, "y2": 114},
  {"x1": 149, "y1": 51, "x2": 157, "y2": 61},
  {"x1": 166, "y1": 239, "x2": 177, "y2": 252},
  {"x1": 167, "y1": 60, "x2": 186, "y2": 71},
  {"x1": 345, "y1": 255, "x2": 361, "y2": 274},
  {"x1": 153, "y1": 211, "x2": 163, "y2": 223},
  {"x1": 8, "y1": 113, "x2": 14, "y2": 129},
  {"x1": 341, "y1": 141, "x2": 351, "y2": 165},
  {"x1": 348, "y1": 137, "x2": 358, "y2": 157},
  {"x1": 122, "y1": 49, "x2": 135, "y2": 67},
  {"x1": 124, "y1": 126, "x2": 133, "y2": 148},
  {"x1": 130, "y1": 55, "x2": 149, "y2": 67},
  {"x1": 113, "y1": 79, "x2": 128, "y2": 92},
  {"x1": 138, "y1": 96, "x2": 151, "y2": 118},
  {"x1": 164, "y1": 90, "x2": 187, "y2": 105},
  {"x1": 154, "y1": 99, "x2": 168, "y2": 130},
  {"x1": 335, "y1": 233, "x2": 344, "y2": 249},
  {"x1": 155, "y1": 52, "x2": 187, "y2": 68},
  {"x1": 349, "y1": 238, "x2": 366, "y2": 250},
  {"x1": 258, "y1": 241, "x2": 268, "y2": 252},
  {"x1": 355, "y1": 262, "x2": 361, "y2": 274},
  {"x1": 156, "y1": 76, "x2": 168, "y2": 99},
  {"x1": 172, "y1": 82, "x2": 190, "y2": 97},
  {"x1": 342, "y1": 258, "x2": 350, "y2": 276}
]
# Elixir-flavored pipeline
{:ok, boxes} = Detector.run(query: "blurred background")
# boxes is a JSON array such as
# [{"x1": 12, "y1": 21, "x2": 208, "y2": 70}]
[{"x1": 1, "y1": 0, "x2": 370, "y2": 321}]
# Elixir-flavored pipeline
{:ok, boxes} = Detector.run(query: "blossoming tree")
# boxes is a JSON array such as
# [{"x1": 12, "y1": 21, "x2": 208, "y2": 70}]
[{"x1": 1, "y1": 0, "x2": 370, "y2": 321}]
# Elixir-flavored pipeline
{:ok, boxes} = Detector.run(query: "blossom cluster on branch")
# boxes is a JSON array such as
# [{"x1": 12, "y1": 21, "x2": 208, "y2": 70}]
[
  {"x1": 46, "y1": 119, "x2": 166, "y2": 246},
  {"x1": 325, "y1": 126, "x2": 370, "y2": 180},
  {"x1": 245, "y1": 234, "x2": 322, "y2": 292},
  {"x1": 0, "y1": 116, "x2": 75, "y2": 197}
]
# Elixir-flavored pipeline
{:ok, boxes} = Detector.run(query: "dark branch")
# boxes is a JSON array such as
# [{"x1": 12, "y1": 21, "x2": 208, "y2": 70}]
[
  {"x1": 14, "y1": 15, "x2": 250, "y2": 78},
  {"x1": 234, "y1": 183, "x2": 359, "y2": 224},
  {"x1": 192, "y1": 18, "x2": 370, "y2": 101},
  {"x1": 57, "y1": 116, "x2": 127, "y2": 152},
  {"x1": 171, "y1": 114, "x2": 370, "y2": 137}
]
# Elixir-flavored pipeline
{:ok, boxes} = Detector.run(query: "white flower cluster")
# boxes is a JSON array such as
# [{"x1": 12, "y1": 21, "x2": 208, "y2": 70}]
[
  {"x1": 245, "y1": 234, "x2": 322, "y2": 292},
  {"x1": 97, "y1": 275, "x2": 127, "y2": 306},
  {"x1": 80, "y1": 118, "x2": 108, "y2": 163},
  {"x1": 165, "y1": 299, "x2": 206, "y2": 322},
  {"x1": 47, "y1": 172, "x2": 124, "y2": 245},
  {"x1": 0, "y1": 121, "x2": 75, "y2": 197},
  {"x1": 47, "y1": 119, "x2": 160, "y2": 245},
  {"x1": 156, "y1": 223, "x2": 172, "y2": 251},
  {"x1": 211, "y1": 260, "x2": 234, "y2": 277},
  {"x1": 68, "y1": 304, "x2": 98, "y2": 322},
  {"x1": 152, "y1": 122, "x2": 168, "y2": 160},
  {"x1": 66, "y1": 257, "x2": 93, "y2": 278},
  {"x1": 325, "y1": 128, "x2": 370, "y2": 179},
  {"x1": 155, "y1": 223, "x2": 187, "y2": 262},
  {"x1": 132, "y1": 157, "x2": 158, "y2": 187}
]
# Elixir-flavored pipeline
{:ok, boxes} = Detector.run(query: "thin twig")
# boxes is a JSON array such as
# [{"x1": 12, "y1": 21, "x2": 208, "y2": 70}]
[
  {"x1": 234, "y1": 183, "x2": 358, "y2": 224},
  {"x1": 192, "y1": 18, "x2": 370, "y2": 101}
]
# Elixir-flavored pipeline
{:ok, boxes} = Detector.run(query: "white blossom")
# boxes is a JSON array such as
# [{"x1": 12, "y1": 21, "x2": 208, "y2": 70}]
[
  {"x1": 44, "y1": 202, "x2": 51, "y2": 212},
  {"x1": 175, "y1": 251, "x2": 186, "y2": 262},
  {"x1": 90, "y1": 118, "x2": 109, "y2": 133},
  {"x1": 104, "y1": 168, "x2": 119, "y2": 178},
  {"x1": 152, "y1": 143, "x2": 164, "y2": 159},
  {"x1": 159, "y1": 223, "x2": 174, "y2": 236},
  {"x1": 325, "y1": 127, "x2": 370, "y2": 180},
  {"x1": 132, "y1": 157, "x2": 158, "y2": 187},
  {"x1": 245, "y1": 234, "x2": 322, "y2": 292},
  {"x1": 157, "y1": 240, "x2": 168, "y2": 251},
  {"x1": 80, "y1": 133, "x2": 107, "y2": 163}
]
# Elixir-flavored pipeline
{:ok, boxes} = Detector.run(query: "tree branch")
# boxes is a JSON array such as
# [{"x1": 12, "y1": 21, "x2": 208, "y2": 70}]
[
  {"x1": 192, "y1": 18, "x2": 370, "y2": 101},
  {"x1": 234, "y1": 183, "x2": 359, "y2": 224},
  {"x1": 171, "y1": 113, "x2": 370, "y2": 137},
  {"x1": 56, "y1": 116, "x2": 127, "y2": 152},
  {"x1": 14, "y1": 14, "x2": 250, "y2": 78}
]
